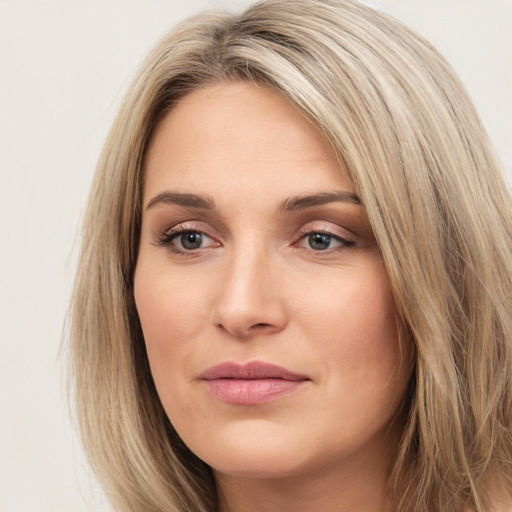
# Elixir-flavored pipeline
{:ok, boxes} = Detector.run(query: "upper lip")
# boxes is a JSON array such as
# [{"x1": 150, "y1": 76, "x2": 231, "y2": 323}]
[{"x1": 199, "y1": 361, "x2": 310, "y2": 381}]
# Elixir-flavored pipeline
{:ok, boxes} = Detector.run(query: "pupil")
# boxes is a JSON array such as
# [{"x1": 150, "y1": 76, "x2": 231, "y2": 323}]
[
  {"x1": 181, "y1": 232, "x2": 202, "y2": 250},
  {"x1": 309, "y1": 233, "x2": 330, "y2": 250}
]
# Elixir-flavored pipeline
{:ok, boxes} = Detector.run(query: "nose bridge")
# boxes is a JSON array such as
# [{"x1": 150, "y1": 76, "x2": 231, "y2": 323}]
[{"x1": 212, "y1": 239, "x2": 287, "y2": 338}]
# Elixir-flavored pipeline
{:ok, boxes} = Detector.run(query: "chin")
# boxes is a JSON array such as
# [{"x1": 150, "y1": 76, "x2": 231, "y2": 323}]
[
  {"x1": 185, "y1": 422, "x2": 316, "y2": 479},
  {"x1": 207, "y1": 453, "x2": 313, "y2": 480}
]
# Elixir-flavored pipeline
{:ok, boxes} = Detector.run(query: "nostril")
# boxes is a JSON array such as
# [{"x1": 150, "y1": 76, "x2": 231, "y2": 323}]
[
  {"x1": 248, "y1": 323, "x2": 277, "y2": 334},
  {"x1": 215, "y1": 321, "x2": 277, "y2": 339},
  {"x1": 251, "y1": 323, "x2": 273, "y2": 330}
]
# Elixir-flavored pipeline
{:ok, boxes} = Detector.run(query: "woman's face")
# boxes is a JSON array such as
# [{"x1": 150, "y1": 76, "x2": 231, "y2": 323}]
[{"x1": 134, "y1": 82, "x2": 411, "y2": 481}]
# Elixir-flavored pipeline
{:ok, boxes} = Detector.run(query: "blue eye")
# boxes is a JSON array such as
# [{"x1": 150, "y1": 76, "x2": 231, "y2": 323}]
[
  {"x1": 157, "y1": 229, "x2": 219, "y2": 252},
  {"x1": 179, "y1": 231, "x2": 204, "y2": 250},
  {"x1": 171, "y1": 230, "x2": 217, "y2": 250},
  {"x1": 307, "y1": 232, "x2": 333, "y2": 250},
  {"x1": 299, "y1": 230, "x2": 355, "y2": 252}
]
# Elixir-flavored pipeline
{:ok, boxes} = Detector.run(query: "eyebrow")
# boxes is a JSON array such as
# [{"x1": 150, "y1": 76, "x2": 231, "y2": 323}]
[
  {"x1": 146, "y1": 191, "x2": 215, "y2": 211},
  {"x1": 145, "y1": 189, "x2": 360, "y2": 213},
  {"x1": 276, "y1": 191, "x2": 360, "y2": 213}
]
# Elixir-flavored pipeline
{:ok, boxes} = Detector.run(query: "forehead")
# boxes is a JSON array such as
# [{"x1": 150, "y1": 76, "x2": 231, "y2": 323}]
[{"x1": 143, "y1": 82, "x2": 353, "y2": 203}]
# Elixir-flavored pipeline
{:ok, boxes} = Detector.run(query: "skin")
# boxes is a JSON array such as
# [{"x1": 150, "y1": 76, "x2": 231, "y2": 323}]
[{"x1": 134, "y1": 82, "x2": 412, "y2": 512}]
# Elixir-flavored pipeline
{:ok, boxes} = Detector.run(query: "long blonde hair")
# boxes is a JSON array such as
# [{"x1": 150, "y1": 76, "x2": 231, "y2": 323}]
[{"x1": 70, "y1": 1, "x2": 512, "y2": 511}]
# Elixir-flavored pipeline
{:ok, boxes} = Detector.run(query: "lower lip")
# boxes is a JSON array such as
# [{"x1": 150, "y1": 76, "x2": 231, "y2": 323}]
[{"x1": 203, "y1": 378, "x2": 308, "y2": 405}]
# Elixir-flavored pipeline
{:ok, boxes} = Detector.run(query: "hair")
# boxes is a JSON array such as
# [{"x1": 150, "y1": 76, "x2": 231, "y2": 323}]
[{"x1": 69, "y1": 1, "x2": 512, "y2": 511}]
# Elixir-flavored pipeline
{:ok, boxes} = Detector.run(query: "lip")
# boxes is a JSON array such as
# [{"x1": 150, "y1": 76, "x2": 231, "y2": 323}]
[{"x1": 198, "y1": 361, "x2": 311, "y2": 405}]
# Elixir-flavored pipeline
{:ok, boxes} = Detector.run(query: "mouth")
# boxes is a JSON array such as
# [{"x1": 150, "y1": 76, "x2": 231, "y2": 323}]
[{"x1": 198, "y1": 361, "x2": 311, "y2": 405}]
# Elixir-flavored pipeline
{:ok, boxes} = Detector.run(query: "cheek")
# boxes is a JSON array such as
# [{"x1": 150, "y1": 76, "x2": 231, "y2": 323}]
[
  {"x1": 134, "y1": 268, "x2": 210, "y2": 429},
  {"x1": 135, "y1": 261, "x2": 207, "y2": 344},
  {"x1": 347, "y1": 281, "x2": 403, "y2": 378},
  {"x1": 344, "y1": 283, "x2": 409, "y2": 414},
  {"x1": 296, "y1": 264, "x2": 406, "y2": 395},
  {"x1": 295, "y1": 263, "x2": 399, "y2": 348},
  {"x1": 133, "y1": 260, "x2": 213, "y2": 400}
]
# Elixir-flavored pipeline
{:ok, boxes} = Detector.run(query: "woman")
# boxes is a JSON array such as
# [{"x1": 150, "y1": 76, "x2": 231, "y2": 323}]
[{"x1": 69, "y1": 1, "x2": 512, "y2": 511}]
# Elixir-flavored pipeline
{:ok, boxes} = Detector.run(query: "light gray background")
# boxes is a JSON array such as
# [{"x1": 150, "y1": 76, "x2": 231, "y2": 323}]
[{"x1": 0, "y1": 1, "x2": 510, "y2": 511}]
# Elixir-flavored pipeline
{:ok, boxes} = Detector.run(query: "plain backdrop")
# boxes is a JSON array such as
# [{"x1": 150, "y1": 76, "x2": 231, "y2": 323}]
[{"x1": 0, "y1": 1, "x2": 510, "y2": 511}]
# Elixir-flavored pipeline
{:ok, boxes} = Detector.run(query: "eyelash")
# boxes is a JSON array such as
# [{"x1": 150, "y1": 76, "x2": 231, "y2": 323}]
[
  {"x1": 294, "y1": 228, "x2": 356, "y2": 252},
  {"x1": 154, "y1": 225, "x2": 218, "y2": 255},
  {"x1": 154, "y1": 224, "x2": 356, "y2": 256}
]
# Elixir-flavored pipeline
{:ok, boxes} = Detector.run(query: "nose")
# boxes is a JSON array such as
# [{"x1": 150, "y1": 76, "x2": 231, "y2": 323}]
[{"x1": 211, "y1": 246, "x2": 288, "y2": 339}]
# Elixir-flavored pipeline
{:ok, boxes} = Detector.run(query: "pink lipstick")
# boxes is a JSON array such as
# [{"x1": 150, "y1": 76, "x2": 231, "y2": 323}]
[{"x1": 199, "y1": 361, "x2": 310, "y2": 405}]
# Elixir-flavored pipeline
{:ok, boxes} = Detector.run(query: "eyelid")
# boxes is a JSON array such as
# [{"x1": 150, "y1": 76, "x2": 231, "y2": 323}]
[
  {"x1": 294, "y1": 222, "x2": 356, "y2": 252},
  {"x1": 153, "y1": 221, "x2": 222, "y2": 251},
  {"x1": 151, "y1": 219, "x2": 357, "y2": 255},
  {"x1": 297, "y1": 220, "x2": 356, "y2": 239}
]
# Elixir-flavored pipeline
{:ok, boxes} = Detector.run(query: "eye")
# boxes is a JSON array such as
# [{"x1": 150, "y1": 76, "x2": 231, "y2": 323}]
[
  {"x1": 297, "y1": 230, "x2": 355, "y2": 252},
  {"x1": 171, "y1": 230, "x2": 218, "y2": 251},
  {"x1": 176, "y1": 231, "x2": 208, "y2": 250},
  {"x1": 155, "y1": 227, "x2": 220, "y2": 253},
  {"x1": 307, "y1": 232, "x2": 336, "y2": 251}
]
